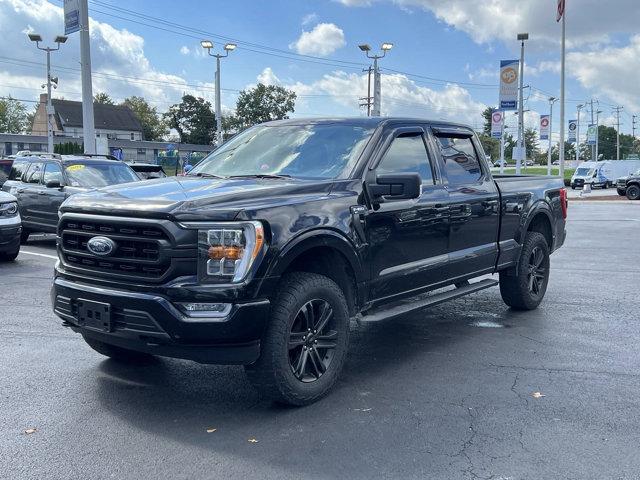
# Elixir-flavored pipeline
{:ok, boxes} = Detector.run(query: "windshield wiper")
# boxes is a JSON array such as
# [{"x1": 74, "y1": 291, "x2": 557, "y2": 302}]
[
  {"x1": 192, "y1": 172, "x2": 227, "y2": 179},
  {"x1": 228, "y1": 174, "x2": 292, "y2": 180}
]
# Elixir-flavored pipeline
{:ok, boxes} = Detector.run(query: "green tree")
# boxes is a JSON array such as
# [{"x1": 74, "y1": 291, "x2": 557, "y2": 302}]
[
  {"x1": 549, "y1": 142, "x2": 576, "y2": 162},
  {"x1": 481, "y1": 106, "x2": 493, "y2": 136},
  {"x1": 121, "y1": 96, "x2": 167, "y2": 141},
  {"x1": 478, "y1": 134, "x2": 500, "y2": 161},
  {"x1": 0, "y1": 96, "x2": 28, "y2": 133},
  {"x1": 94, "y1": 92, "x2": 115, "y2": 105},
  {"x1": 524, "y1": 128, "x2": 539, "y2": 160},
  {"x1": 164, "y1": 94, "x2": 215, "y2": 144},
  {"x1": 235, "y1": 83, "x2": 296, "y2": 128},
  {"x1": 595, "y1": 125, "x2": 635, "y2": 160}
]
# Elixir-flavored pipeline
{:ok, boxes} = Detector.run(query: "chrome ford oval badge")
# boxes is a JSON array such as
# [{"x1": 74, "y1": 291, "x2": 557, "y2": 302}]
[{"x1": 87, "y1": 236, "x2": 117, "y2": 256}]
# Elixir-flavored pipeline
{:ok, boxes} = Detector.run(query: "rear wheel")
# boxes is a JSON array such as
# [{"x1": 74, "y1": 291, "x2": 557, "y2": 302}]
[
  {"x1": 499, "y1": 232, "x2": 550, "y2": 310},
  {"x1": 626, "y1": 184, "x2": 640, "y2": 200},
  {"x1": 82, "y1": 335, "x2": 155, "y2": 364},
  {"x1": 245, "y1": 272, "x2": 350, "y2": 406},
  {"x1": 0, "y1": 248, "x2": 19, "y2": 262}
]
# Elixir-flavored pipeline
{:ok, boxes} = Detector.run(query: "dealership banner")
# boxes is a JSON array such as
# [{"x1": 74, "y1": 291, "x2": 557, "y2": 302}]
[
  {"x1": 587, "y1": 123, "x2": 597, "y2": 145},
  {"x1": 540, "y1": 115, "x2": 550, "y2": 140},
  {"x1": 63, "y1": 0, "x2": 80, "y2": 34},
  {"x1": 491, "y1": 110, "x2": 503, "y2": 138},
  {"x1": 568, "y1": 119, "x2": 577, "y2": 143},
  {"x1": 499, "y1": 60, "x2": 519, "y2": 110}
]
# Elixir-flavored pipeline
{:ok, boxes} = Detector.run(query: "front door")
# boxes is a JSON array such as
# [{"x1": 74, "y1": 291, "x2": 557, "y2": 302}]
[
  {"x1": 41, "y1": 162, "x2": 66, "y2": 232},
  {"x1": 431, "y1": 129, "x2": 500, "y2": 280},
  {"x1": 365, "y1": 127, "x2": 450, "y2": 302}
]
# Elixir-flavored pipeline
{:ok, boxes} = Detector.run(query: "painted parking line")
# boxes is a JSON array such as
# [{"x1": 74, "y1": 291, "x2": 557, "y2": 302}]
[{"x1": 19, "y1": 250, "x2": 58, "y2": 260}]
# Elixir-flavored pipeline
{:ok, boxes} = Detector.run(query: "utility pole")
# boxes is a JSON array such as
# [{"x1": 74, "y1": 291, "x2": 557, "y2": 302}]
[
  {"x1": 576, "y1": 104, "x2": 583, "y2": 162},
  {"x1": 516, "y1": 33, "x2": 528, "y2": 175},
  {"x1": 613, "y1": 106, "x2": 623, "y2": 160},
  {"x1": 27, "y1": 33, "x2": 67, "y2": 154},
  {"x1": 79, "y1": 0, "x2": 96, "y2": 154},
  {"x1": 359, "y1": 66, "x2": 373, "y2": 116},
  {"x1": 558, "y1": 2, "x2": 566, "y2": 179},
  {"x1": 595, "y1": 109, "x2": 602, "y2": 161},
  {"x1": 499, "y1": 116, "x2": 506, "y2": 174},
  {"x1": 633, "y1": 114, "x2": 637, "y2": 139},
  {"x1": 547, "y1": 96, "x2": 558, "y2": 176},
  {"x1": 201, "y1": 41, "x2": 236, "y2": 146},
  {"x1": 588, "y1": 99, "x2": 595, "y2": 160},
  {"x1": 358, "y1": 43, "x2": 393, "y2": 117}
]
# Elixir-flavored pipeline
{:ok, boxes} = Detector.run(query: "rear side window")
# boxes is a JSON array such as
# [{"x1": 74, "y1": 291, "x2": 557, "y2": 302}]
[
  {"x1": 435, "y1": 136, "x2": 482, "y2": 185},
  {"x1": 377, "y1": 134, "x2": 434, "y2": 184},
  {"x1": 8, "y1": 160, "x2": 27, "y2": 181},
  {"x1": 25, "y1": 162, "x2": 44, "y2": 184}
]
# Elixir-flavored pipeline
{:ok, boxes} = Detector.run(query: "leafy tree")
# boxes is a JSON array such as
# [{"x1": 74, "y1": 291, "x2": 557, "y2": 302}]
[
  {"x1": 235, "y1": 83, "x2": 296, "y2": 128},
  {"x1": 594, "y1": 125, "x2": 635, "y2": 160},
  {"x1": 0, "y1": 96, "x2": 28, "y2": 133},
  {"x1": 94, "y1": 92, "x2": 115, "y2": 105},
  {"x1": 25, "y1": 104, "x2": 38, "y2": 133},
  {"x1": 478, "y1": 134, "x2": 500, "y2": 161},
  {"x1": 121, "y1": 96, "x2": 167, "y2": 141},
  {"x1": 524, "y1": 128, "x2": 539, "y2": 160},
  {"x1": 481, "y1": 107, "x2": 493, "y2": 136},
  {"x1": 164, "y1": 94, "x2": 215, "y2": 145},
  {"x1": 54, "y1": 141, "x2": 83, "y2": 155}
]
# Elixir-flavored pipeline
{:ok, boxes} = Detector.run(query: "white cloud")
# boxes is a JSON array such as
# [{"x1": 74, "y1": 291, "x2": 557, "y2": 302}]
[
  {"x1": 179, "y1": 45, "x2": 190, "y2": 55},
  {"x1": 289, "y1": 23, "x2": 346, "y2": 57},
  {"x1": 301, "y1": 13, "x2": 318, "y2": 26},
  {"x1": 256, "y1": 67, "x2": 281, "y2": 86},
  {"x1": 568, "y1": 35, "x2": 640, "y2": 112},
  {"x1": 334, "y1": 0, "x2": 372, "y2": 6}
]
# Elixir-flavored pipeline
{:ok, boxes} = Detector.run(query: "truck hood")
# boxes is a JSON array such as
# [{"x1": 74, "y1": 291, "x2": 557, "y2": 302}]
[{"x1": 60, "y1": 176, "x2": 335, "y2": 220}]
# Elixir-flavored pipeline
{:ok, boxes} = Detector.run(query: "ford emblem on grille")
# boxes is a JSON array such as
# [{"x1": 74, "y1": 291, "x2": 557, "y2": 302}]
[{"x1": 87, "y1": 236, "x2": 117, "y2": 257}]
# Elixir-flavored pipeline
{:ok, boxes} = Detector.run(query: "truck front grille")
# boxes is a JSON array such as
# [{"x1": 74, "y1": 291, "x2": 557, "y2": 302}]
[{"x1": 58, "y1": 215, "x2": 197, "y2": 284}]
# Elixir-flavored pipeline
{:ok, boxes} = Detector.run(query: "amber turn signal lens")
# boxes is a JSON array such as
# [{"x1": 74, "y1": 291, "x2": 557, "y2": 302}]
[{"x1": 208, "y1": 245, "x2": 244, "y2": 260}]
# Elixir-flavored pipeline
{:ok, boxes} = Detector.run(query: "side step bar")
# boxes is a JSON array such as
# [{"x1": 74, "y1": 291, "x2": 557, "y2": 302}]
[{"x1": 359, "y1": 278, "x2": 499, "y2": 323}]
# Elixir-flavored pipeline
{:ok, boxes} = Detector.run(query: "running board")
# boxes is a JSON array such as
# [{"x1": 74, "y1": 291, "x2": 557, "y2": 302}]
[{"x1": 359, "y1": 278, "x2": 499, "y2": 323}]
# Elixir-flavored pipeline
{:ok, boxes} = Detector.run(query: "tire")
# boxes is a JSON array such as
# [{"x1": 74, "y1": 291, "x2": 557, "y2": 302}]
[
  {"x1": 245, "y1": 272, "x2": 350, "y2": 406},
  {"x1": 0, "y1": 248, "x2": 19, "y2": 262},
  {"x1": 20, "y1": 228, "x2": 30, "y2": 244},
  {"x1": 571, "y1": 186, "x2": 575, "y2": 190},
  {"x1": 626, "y1": 184, "x2": 640, "y2": 201},
  {"x1": 617, "y1": 189, "x2": 626, "y2": 196},
  {"x1": 82, "y1": 334, "x2": 155, "y2": 364},
  {"x1": 499, "y1": 232, "x2": 550, "y2": 311}
]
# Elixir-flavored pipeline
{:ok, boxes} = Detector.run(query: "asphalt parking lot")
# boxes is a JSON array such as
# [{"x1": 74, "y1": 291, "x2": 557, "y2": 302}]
[{"x1": 2, "y1": 201, "x2": 639, "y2": 480}]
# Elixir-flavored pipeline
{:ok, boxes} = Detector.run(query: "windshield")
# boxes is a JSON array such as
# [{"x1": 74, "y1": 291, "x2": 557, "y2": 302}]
[
  {"x1": 575, "y1": 167, "x2": 593, "y2": 176},
  {"x1": 64, "y1": 163, "x2": 139, "y2": 187},
  {"x1": 189, "y1": 124, "x2": 375, "y2": 179}
]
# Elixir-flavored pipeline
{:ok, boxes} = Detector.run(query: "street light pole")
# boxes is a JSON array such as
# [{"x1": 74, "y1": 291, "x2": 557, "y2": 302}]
[
  {"x1": 201, "y1": 41, "x2": 236, "y2": 146},
  {"x1": 576, "y1": 104, "x2": 583, "y2": 163},
  {"x1": 547, "y1": 96, "x2": 557, "y2": 176},
  {"x1": 595, "y1": 109, "x2": 602, "y2": 161},
  {"x1": 358, "y1": 43, "x2": 393, "y2": 117},
  {"x1": 28, "y1": 33, "x2": 67, "y2": 154},
  {"x1": 516, "y1": 33, "x2": 528, "y2": 175}
]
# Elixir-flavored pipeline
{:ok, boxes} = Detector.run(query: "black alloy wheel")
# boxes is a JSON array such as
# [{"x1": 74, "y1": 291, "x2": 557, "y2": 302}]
[
  {"x1": 288, "y1": 299, "x2": 338, "y2": 382},
  {"x1": 527, "y1": 246, "x2": 547, "y2": 296}
]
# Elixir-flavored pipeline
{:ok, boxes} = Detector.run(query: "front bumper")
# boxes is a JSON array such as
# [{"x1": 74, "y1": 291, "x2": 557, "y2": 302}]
[
  {"x1": 51, "y1": 276, "x2": 271, "y2": 365},
  {"x1": 0, "y1": 218, "x2": 21, "y2": 254}
]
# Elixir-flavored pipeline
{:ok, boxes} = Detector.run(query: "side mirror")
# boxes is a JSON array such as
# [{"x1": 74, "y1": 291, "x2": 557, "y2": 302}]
[
  {"x1": 45, "y1": 179, "x2": 62, "y2": 189},
  {"x1": 369, "y1": 173, "x2": 421, "y2": 201}
]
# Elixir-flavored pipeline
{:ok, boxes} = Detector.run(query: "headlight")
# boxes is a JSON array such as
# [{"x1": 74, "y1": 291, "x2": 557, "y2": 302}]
[
  {"x1": 0, "y1": 202, "x2": 18, "y2": 217},
  {"x1": 194, "y1": 221, "x2": 266, "y2": 284}
]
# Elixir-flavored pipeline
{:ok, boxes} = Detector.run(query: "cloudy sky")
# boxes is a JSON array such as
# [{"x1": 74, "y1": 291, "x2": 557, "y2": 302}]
[{"x1": 0, "y1": 0, "x2": 638, "y2": 142}]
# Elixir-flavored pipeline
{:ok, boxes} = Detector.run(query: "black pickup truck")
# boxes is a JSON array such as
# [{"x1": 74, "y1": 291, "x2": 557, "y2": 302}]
[{"x1": 51, "y1": 118, "x2": 567, "y2": 405}]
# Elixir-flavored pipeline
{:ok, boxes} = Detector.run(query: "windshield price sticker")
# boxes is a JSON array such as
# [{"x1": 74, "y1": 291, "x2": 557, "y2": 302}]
[{"x1": 66, "y1": 165, "x2": 85, "y2": 171}]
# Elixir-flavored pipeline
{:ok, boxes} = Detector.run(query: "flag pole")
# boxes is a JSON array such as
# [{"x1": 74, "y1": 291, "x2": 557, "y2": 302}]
[{"x1": 559, "y1": 1, "x2": 566, "y2": 179}]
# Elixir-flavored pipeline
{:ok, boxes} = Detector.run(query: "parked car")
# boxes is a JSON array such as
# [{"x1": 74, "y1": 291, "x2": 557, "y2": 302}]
[
  {"x1": 0, "y1": 191, "x2": 21, "y2": 261},
  {"x1": 0, "y1": 158, "x2": 13, "y2": 186},
  {"x1": 616, "y1": 169, "x2": 640, "y2": 200},
  {"x1": 1, "y1": 156, "x2": 139, "y2": 241},
  {"x1": 51, "y1": 117, "x2": 567, "y2": 405},
  {"x1": 128, "y1": 163, "x2": 167, "y2": 180}
]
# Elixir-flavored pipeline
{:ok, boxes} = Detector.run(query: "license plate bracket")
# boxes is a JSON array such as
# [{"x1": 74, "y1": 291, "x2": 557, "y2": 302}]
[{"x1": 77, "y1": 299, "x2": 112, "y2": 333}]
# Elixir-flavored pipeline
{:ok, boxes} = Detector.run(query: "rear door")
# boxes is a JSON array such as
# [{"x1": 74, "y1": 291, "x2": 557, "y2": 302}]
[
  {"x1": 41, "y1": 162, "x2": 66, "y2": 231},
  {"x1": 365, "y1": 126, "x2": 450, "y2": 302},
  {"x1": 430, "y1": 127, "x2": 500, "y2": 280}
]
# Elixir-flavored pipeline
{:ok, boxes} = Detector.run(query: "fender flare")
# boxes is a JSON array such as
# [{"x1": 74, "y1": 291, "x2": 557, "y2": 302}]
[
  {"x1": 267, "y1": 228, "x2": 365, "y2": 284},
  {"x1": 520, "y1": 200, "x2": 555, "y2": 245}
]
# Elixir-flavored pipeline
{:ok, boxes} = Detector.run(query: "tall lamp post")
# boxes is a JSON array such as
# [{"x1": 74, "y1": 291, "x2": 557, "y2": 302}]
[
  {"x1": 516, "y1": 33, "x2": 528, "y2": 175},
  {"x1": 576, "y1": 103, "x2": 583, "y2": 162},
  {"x1": 201, "y1": 41, "x2": 236, "y2": 146},
  {"x1": 358, "y1": 43, "x2": 393, "y2": 117},
  {"x1": 547, "y1": 96, "x2": 558, "y2": 175},
  {"x1": 595, "y1": 109, "x2": 602, "y2": 161},
  {"x1": 28, "y1": 33, "x2": 67, "y2": 154}
]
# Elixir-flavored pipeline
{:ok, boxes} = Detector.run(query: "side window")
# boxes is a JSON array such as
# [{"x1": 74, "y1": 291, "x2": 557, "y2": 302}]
[
  {"x1": 435, "y1": 136, "x2": 482, "y2": 185},
  {"x1": 25, "y1": 162, "x2": 44, "y2": 184},
  {"x1": 43, "y1": 163, "x2": 63, "y2": 185},
  {"x1": 8, "y1": 161, "x2": 27, "y2": 181},
  {"x1": 377, "y1": 134, "x2": 434, "y2": 185}
]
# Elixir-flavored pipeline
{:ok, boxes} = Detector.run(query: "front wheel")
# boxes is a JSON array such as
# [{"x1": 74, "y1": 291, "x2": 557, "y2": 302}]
[
  {"x1": 245, "y1": 272, "x2": 350, "y2": 406},
  {"x1": 499, "y1": 232, "x2": 550, "y2": 310},
  {"x1": 617, "y1": 188, "x2": 626, "y2": 196},
  {"x1": 626, "y1": 185, "x2": 640, "y2": 201},
  {"x1": 0, "y1": 248, "x2": 19, "y2": 262}
]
